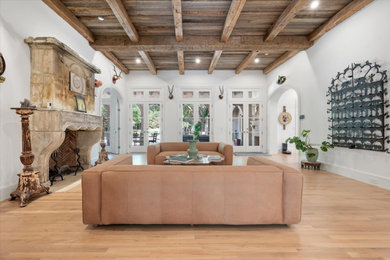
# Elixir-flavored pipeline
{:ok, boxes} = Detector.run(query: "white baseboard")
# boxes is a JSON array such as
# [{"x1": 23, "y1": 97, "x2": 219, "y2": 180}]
[
  {"x1": 320, "y1": 161, "x2": 390, "y2": 190},
  {"x1": 0, "y1": 183, "x2": 17, "y2": 201}
]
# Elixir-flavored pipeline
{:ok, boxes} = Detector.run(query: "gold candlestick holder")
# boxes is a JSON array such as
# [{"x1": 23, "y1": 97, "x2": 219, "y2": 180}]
[{"x1": 10, "y1": 106, "x2": 50, "y2": 207}]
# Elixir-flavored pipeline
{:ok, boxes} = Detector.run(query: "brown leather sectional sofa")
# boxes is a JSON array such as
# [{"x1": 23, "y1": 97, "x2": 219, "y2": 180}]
[
  {"x1": 82, "y1": 155, "x2": 303, "y2": 225},
  {"x1": 147, "y1": 142, "x2": 233, "y2": 165}
]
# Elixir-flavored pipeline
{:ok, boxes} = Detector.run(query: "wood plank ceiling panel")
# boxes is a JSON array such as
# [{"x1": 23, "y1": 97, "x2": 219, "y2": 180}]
[
  {"x1": 50, "y1": 0, "x2": 372, "y2": 73},
  {"x1": 281, "y1": 0, "x2": 355, "y2": 36}
]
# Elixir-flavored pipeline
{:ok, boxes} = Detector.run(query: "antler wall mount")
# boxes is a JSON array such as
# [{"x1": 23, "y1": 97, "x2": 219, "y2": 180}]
[
  {"x1": 168, "y1": 85, "x2": 174, "y2": 99},
  {"x1": 218, "y1": 85, "x2": 224, "y2": 99},
  {"x1": 112, "y1": 65, "x2": 122, "y2": 84}
]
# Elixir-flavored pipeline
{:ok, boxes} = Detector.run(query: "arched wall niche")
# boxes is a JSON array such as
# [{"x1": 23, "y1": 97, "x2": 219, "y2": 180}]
[{"x1": 267, "y1": 84, "x2": 300, "y2": 154}]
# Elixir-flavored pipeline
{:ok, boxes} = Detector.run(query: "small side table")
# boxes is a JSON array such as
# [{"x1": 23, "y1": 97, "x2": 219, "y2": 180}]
[{"x1": 301, "y1": 161, "x2": 321, "y2": 170}]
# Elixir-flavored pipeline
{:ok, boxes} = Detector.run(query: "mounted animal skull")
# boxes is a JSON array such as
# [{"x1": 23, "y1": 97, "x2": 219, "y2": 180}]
[
  {"x1": 112, "y1": 65, "x2": 122, "y2": 84},
  {"x1": 168, "y1": 85, "x2": 174, "y2": 100},
  {"x1": 218, "y1": 85, "x2": 224, "y2": 99}
]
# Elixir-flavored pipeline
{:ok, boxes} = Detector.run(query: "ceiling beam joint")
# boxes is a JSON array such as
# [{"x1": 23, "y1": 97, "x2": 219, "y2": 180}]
[
  {"x1": 221, "y1": 0, "x2": 246, "y2": 42},
  {"x1": 177, "y1": 50, "x2": 185, "y2": 75},
  {"x1": 208, "y1": 50, "x2": 223, "y2": 74},
  {"x1": 235, "y1": 50, "x2": 260, "y2": 74},
  {"x1": 263, "y1": 50, "x2": 299, "y2": 75},
  {"x1": 138, "y1": 51, "x2": 157, "y2": 75},
  {"x1": 265, "y1": 0, "x2": 308, "y2": 42},
  {"x1": 101, "y1": 51, "x2": 129, "y2": 74},
  {"x1": 172, "y1": 0, "x2": 183, "y2": 42},
  {"x1": 105, "y1": 0, "x2": 139, "y2": 42}
]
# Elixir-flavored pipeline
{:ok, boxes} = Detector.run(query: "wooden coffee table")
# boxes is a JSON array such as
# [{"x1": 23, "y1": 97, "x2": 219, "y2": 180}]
[{"x1": 163, "y1": 154, "x2": 224, "y2": 165}]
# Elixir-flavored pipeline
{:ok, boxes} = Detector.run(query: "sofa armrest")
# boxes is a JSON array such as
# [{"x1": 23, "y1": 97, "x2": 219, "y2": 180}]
[
  {"x1": 218, "y1": 143, "x2": 233, "y2": 165},
  {"x1": 283, "y1": 171, "x2": 303, "y2": 224},
  {"x1": 82, "y1": 170, "x2": 102, "y2": 225},
  {"x1": 147, "y1": 143, "x2": 161, "y2": 165},
  {"x1": 82, "y1": 154, "x2": 133, "y2": 225}
]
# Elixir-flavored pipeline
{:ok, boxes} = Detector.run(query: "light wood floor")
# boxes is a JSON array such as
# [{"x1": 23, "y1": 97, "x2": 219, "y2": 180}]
[{"x1": 1, "y1": 154, "x2": 390, "y2": 260}]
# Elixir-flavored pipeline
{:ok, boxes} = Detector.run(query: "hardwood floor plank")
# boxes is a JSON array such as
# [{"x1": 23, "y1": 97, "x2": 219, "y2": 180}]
[{"x1": 1, "y1": 154, "x2": 390, "y2": 259}]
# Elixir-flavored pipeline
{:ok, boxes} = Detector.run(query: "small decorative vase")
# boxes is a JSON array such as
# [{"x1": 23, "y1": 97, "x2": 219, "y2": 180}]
[
  {"x1": 305, "y1": 148, "x2": 319, "y2": 162},
  {"x1": 187, "y1": 140, "x2": 198, "y2": 159}
]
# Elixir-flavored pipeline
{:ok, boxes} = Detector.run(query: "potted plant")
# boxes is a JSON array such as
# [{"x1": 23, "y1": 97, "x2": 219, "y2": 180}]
[
  {"x1": 286, "y1": 130, "x2": 334, "y2": 162},
  {"x1": 187, "y1": 121, "x2": 202, "y2": 159}
]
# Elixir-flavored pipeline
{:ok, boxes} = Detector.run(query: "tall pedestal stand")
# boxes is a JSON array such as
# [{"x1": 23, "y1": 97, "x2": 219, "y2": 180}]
[
  {"x1": 95, "y1": 118, "x2": 109, "y2": 165},
  {"x1": 10, "y1": 107, "x2": 50, "y2": 207}
]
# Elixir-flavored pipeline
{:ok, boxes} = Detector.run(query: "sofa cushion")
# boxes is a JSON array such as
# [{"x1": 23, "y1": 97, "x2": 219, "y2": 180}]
[
  {"x1": 160, "y1": 142, "x2": 189, "y2": 151},
  {"x1": 223, "y1": 171, "x2": 283, "y2": 224},
  {"x1": 197, "y1": 142, "x2": 219, "y2": 151}
]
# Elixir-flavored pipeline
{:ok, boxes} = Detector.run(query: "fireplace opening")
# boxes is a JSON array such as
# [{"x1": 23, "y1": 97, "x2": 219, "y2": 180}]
[{"x1": 49, "y1": 129, "x2": 84, "y2": 185}]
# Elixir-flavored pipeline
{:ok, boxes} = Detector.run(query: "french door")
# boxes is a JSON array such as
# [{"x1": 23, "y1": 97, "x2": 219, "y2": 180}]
[
  {"x1": 102, "y1": 98, "x2": 119, "y2": 154},
  {"x1": 180, "y1": 103, "x2": 211, "y2": 142},
  {"x1": 229, "y1": 103, "x2": 263, "y2": 152},
  {"x1": 129, "y1": 103, "x2": 162, "y2": 152}
]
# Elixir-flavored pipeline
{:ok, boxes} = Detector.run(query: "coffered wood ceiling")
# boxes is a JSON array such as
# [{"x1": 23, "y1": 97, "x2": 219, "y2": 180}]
[{"x1": 43, "y1": 0, "x2": 373, "y2": 75}]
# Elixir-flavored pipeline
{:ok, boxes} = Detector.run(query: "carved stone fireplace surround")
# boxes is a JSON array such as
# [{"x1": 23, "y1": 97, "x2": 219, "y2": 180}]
[
  {"x1": 31, "y1": 110, "x2": 101, "y2": 186},
  {"x1": 24, "y1": 37, "x2": 102, "y2": 186}
]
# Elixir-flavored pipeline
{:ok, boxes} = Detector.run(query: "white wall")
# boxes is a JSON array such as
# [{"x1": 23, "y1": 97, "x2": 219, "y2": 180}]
[
  {"x1": 0, "y1": 0, "x2": 116, "y2": 200},
  {"x1": 266, "y1": 0, "x2": 390, "y2": 189}
]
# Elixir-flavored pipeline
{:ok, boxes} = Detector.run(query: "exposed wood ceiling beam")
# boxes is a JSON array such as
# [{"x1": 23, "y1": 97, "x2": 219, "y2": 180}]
[
  {"x1": 263, "y1": 0, "x2": 373, "y2": 74},
  {"x1": 264, "y1": 0, "x2": 308, "y2": 42},
  {"x1": 235, "y1": 50, "x2": 260, "y2": 74},
  {"x1": 177, "y1": 51, "x2": 185, "y2": 75},
  {"x1": 42, "y1": 0, "x2": 94, "y2": 42},
  {"x1": 101, "y1": 51, "x2": 129, "y2": 74},
  {"x1": 91, "y1": 35, "x2": 312, "y2": 52},
  {"x1": 208, "y1": 50, "x2": 223, "y2": 74},
  {"x1": 138, "y1": 51, "x2": 157, "y2": 75},
  {"x1": 263, "y1": 50, "x2": 299, "y2": 75},
  {"x1": 309, "y1": 0, "x2": 374, "y2": 42},
  {"x1": 220, "y1": 0, "x2": 246, "y2": 42},
  {"x1": 172, "y1": 0, "x2": 183, "y2": 42},
  {"x1": 105, "y1": 0, "x2": 139, "y2": 42}
]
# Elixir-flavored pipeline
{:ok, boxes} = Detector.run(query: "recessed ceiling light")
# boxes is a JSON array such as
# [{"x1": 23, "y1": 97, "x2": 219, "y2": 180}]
[
  {"x1": 265, "y1": 53, "x2": 269, "y2": 56},
  {"x1": 98, "y1": 16, "x2": 104, "y2": 21},
  {"x1": 136, "y1": 58, "x2": 141, "y2": 64},
  {"x1": 254, "y1": 58, "x2": 260, "y2": 63},
  {"x1": 310, "y1": 0, "x2": 319, "y2": 9},
  {"x1": 195, "y1": 58, "x2": 201, "y2": 64}
]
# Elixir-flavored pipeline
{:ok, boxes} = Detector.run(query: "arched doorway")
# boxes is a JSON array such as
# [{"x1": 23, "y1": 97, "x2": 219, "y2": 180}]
[
  {"x1": 268, "y1": 87, "x2": 299, "y2": 154},
  {"x1": 101, "y1": 88, "x2": 121, "y2": 154}
]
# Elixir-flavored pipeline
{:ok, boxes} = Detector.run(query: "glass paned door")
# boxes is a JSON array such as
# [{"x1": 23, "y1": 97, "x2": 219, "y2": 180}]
[
  {"x1": 230, "y1": 103, "x2": 262, "y2": 152},
  {"x1": 148, "y1": 104, "x2": 161, "y2": 144},
  {"x1": 181, "y1": 103, "x2": 211, "y2": 142},
  {"x1": 248, "y1": 104, "x2": 261, "y2": 147},
  {"x1": 232, "y1": 104, "x2": 244, "y2": 146},
  {"x1": 130, "y1": 103, "x2": 161, "y2": 152},
  {"x1": 102, "y1": 98, "x2": 119, "y2": 154}
]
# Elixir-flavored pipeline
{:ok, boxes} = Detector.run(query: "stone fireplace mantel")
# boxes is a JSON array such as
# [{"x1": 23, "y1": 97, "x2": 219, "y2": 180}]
[
  {"x1": 24, "y1": 37, "x2": 103, "y2": 186},
  {"x1": 31, "y1": 109, "x2": 102, "y2": 185}
]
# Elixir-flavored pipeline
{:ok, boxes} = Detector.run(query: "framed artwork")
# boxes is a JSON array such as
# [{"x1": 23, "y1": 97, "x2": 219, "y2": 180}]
[
  {"x1": 75, "y1": 95, "x2": 87, "y2": 113},
  {"x1": 69, "y1": 71, "x2": 86, "y2": 95}
]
